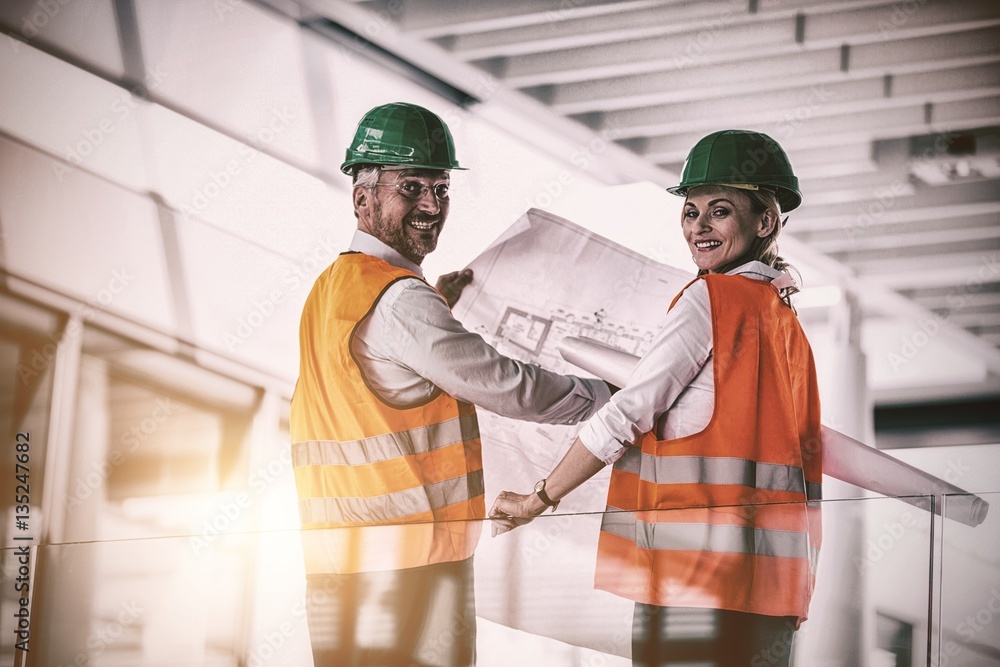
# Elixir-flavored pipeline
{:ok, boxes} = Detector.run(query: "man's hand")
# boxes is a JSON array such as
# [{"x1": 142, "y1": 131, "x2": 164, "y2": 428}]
[
  {"x1": 489, "y1": 490, "x2": 548, "y2": 537},
  {"x1": 435, "y1": 269, "x2": 474, "y2": 308}
]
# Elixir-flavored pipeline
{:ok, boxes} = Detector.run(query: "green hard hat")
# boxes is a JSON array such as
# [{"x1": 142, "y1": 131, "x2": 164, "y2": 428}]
[
  {"x1": 667, "y1": 130, "x2": 802, "y2": 212},
  {"x1": 340, "y1": 102, "x2": 466, "y2": 175}
]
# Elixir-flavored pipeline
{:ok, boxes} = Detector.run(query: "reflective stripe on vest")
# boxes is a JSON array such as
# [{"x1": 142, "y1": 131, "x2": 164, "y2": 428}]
[
  {"x1": 601, "y1": 509, "x2": 810, "y2": 559},
  {"x1": 595, "y1": 273, "x2": 823, "y2": 621},
  {"x1": 290, "y1": 253, "x2": 484, "y2": 574},
  {"x1": 614, "y1": 447, "x2": 822, "y2": 501},
  {"x1": 299, "y1": 468, "x2": 485, "y2": 525},
  {"x1": 292, "y1": 413, "x2": 480, "y2": 467}
]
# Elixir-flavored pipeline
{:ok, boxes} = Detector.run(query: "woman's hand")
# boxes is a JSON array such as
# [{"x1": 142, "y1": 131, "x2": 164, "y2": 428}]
[{"x1": 489, "y1": 490, "x2": 548, "y2": 537}]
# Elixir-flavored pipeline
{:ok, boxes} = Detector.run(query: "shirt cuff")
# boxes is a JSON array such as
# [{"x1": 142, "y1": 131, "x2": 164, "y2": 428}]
[
  {"x1": 578, "y1": 415, "x2": 628, "y2": 465},
  {"x1": 583, "y1": 377, "x2": 612, "y2": 416}
]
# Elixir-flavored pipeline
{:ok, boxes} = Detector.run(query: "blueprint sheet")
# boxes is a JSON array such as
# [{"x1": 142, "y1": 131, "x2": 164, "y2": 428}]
[{"x1": 453, "y1": 208, "x2": 692, "y2": 656}]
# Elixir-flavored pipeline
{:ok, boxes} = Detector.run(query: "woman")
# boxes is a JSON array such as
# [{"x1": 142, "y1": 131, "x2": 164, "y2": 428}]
[{"x1": 490, "y1": 130, "x2": 822, "y2": 667}]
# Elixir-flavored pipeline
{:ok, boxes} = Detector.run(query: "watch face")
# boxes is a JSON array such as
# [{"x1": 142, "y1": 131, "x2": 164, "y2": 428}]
[{"x1": 534, "y1": 479, "x2": 545, "y2": 493}]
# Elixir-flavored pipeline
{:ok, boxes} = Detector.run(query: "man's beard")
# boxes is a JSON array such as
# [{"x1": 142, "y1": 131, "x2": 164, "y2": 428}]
[{"x1": 370, "y1": 198, "x2": 440, "y2": 265}]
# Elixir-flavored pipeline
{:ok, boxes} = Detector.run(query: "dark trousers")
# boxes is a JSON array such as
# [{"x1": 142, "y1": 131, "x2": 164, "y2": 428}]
[
  {"x1": 632, "y1": 604, "x2": 797, "y2": 667},
  {"x1": 305, "y1": 557, "x2": 476, "y2": 667}
]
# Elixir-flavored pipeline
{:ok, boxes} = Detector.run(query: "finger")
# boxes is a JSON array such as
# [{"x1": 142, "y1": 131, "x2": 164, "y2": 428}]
[
  {"x1": 492, "y1": 522, "x2": 513, "y2": 538},
  {"x1": 491, "y1": 517, "x2": 518, "y2": 537},
  {"x1": 489, "y1": 493, "x2": 511, "y2": 518}
]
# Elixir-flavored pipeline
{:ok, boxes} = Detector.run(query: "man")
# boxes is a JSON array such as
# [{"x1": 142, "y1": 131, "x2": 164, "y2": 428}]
[{"x1": 290, "y1": 102, "x2": 610, "y2": 666}]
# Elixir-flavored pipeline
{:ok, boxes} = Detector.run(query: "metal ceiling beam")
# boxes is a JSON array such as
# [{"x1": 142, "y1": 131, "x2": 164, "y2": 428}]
[
  {"x1": 302, "y1": 0, "x2": 676, "y2": 186},
  {"x1": 309, "y1": 0, "x2": 1000, "y2": 380},
  {"x1": 640, "y1": 97, "x2": 1000, "y2": 162},
  {"x1": 979, "y1": 332, "x2": 1000, "y2": 345},
  {"x1": 792, "y1": 201, "x2": 1000, "y2": 233},
  {"x1": 937, "y1": 311, "x2": 1000, "y2": 329},
  {"x1": 792, "y1": 180, "x2": 999, "y2": 225},
  {"x1": 872, "y1": 377, "x2": 1000, "y2": 404},
  {"x1": 865, "y1": 264, "x2": 1000, "y2": 291},
  {"x1": 911, "y1": 291, "x2": 1000, "y2": 312},
  {"x1": 392, "y1": 0, "x2": 671, "y2": 40},
  {"x1": 795, "y1": 211, "x2": 1000, "y2": 246},
  {"x1": 489, "y1": 8, "x2": 1000, "y2": 87},
  {"x1": 624, "y1": 92, "x2": 1000, "y2": 145},
  {"x1": 832, "y1": 237, "x2": 1000, "y2": 265},
  {"x1": 796, "y1": 161, "x2": 880, "y2": 180},
  {"x1": 592, "y1": 64, "x2": 1000, "y2": 139},
  {"x1": 848, "y1": 250, "x2": 1000, "y2": 276},
  {"x1": 442, "y1": 0, "x2": 898, "y2": 60},
  {"x1": 542, "y1": 46, "x2": 1000, "y2": 114},
  {"x1": 779, "y1": 235, "x2": 1000, "y2": 375},
  {"x1": 805, "y1": 222, "x2": 1000, "y2": 254}
]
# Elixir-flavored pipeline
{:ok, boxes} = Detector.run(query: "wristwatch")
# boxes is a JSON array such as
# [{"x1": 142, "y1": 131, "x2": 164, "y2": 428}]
[{"x1": 533, "y1": 478, "x2": 560, "y2": 512}]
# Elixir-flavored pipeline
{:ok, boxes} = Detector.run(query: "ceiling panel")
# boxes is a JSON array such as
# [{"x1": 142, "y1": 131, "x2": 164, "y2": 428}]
[{"x1": 287, "y1": 0, "x2": 1000, "y2": 386}]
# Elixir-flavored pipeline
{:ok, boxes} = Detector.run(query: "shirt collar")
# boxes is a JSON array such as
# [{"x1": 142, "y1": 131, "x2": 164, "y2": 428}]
[
  {"x1": 349, "y1": 230, "x2": 424, "y2": 278},
  {"x1": 725, "y1": 260, "x2": 782, "y2": 282}
]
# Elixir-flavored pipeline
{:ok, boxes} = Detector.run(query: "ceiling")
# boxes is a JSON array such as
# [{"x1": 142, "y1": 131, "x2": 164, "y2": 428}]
[{"x1": 263, "y1": 1, "x2": 1000, "y2": 398}]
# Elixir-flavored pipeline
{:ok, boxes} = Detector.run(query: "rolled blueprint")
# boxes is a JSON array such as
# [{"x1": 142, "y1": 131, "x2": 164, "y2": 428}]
[
  {"x1": 558, "y1": 336, "x2": 990, "y2": 527},
  {"x1": 559, "y1": 336, "x2": 640, "y2": 389}
]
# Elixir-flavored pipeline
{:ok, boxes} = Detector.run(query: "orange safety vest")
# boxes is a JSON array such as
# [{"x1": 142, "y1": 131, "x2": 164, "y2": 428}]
[
  {"x1": 290, "y1": 252, "x2": 484, "y2": 575},
  {"x1": 595, "y1": 273, "x2": 822, "y2": 622}
]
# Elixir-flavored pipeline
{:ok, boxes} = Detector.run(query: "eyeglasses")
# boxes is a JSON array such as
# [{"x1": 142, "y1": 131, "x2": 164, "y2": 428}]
[{"x1": 374, "y1": 179, "x2": 450, "y2": 202}]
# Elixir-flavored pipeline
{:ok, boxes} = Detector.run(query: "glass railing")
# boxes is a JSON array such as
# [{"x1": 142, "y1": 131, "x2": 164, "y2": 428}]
[
  {"x1": 937, "y1": 492, "x2": 1000, "y2": 667},
  {"x1": 2, "y1": 493, "x2": 994, "y2": 666}
]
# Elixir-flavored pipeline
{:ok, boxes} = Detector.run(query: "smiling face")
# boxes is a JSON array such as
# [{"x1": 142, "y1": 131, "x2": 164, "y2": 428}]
[
  {"x1": 354, "y1": 168, "x2": 450, "y2": 265},
  {"x1": 682, "y1": 186, "x2": 777, "y2": 274}
]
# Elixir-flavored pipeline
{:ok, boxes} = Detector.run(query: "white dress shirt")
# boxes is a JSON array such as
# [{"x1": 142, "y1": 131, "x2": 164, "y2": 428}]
[
  {"x1": 578, "y1": 261, "x2": 783, "y2": 464},
  {"x1": 349, "y1": 230, "x2": 611, "y2": 424}
]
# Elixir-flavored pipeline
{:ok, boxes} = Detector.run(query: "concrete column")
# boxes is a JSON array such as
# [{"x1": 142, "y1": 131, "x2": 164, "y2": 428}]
[
  {"x1": 795, "y1": 291, "x2": 873, "y2": 667},
  {"x1": 30, "y1": 353, "x2": 106, "y2": 666}
]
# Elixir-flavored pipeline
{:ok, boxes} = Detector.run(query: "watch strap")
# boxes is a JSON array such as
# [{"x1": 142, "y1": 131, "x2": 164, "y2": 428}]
[{"x1": 535, "y1": 480, "x2": 559, "y2": 511}]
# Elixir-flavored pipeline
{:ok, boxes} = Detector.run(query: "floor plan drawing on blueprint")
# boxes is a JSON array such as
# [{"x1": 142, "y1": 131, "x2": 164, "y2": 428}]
[
  {"x1": 452, "y1": 208, "x2": 692, "y2": 656},
  {"x1": 455, "y1": 208, "x2": 691, "y2": 398}
]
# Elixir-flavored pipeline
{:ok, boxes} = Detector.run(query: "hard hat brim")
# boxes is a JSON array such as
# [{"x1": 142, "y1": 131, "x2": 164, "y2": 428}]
[{"x1": 340, "y1": 159, "x2": 467, "y2": 175}]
